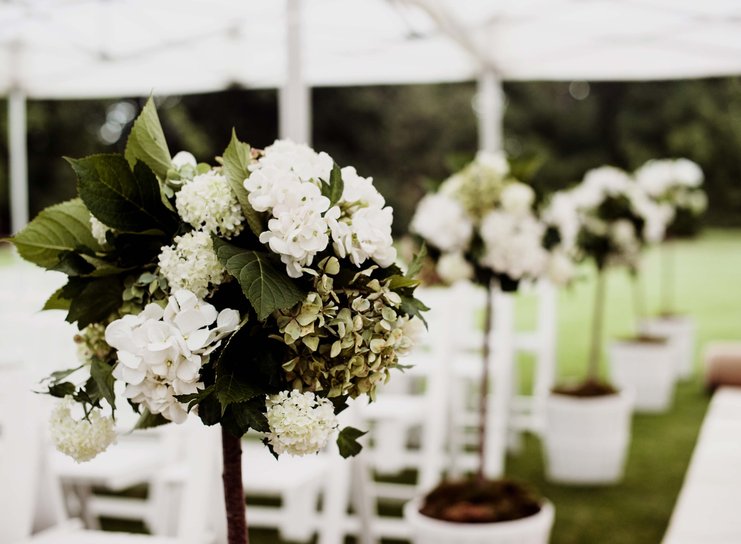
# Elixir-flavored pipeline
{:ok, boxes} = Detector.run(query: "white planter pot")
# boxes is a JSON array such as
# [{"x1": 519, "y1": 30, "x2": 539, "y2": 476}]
[
  {"x1": 543, "y1": 390, "x2": 632, "y2": 485},
  {"x1": 609, "y1": 339, "x2": 676, "y2": 413},
  {"x1": 640, "y1": 316, "x2": 696, "y2": 380},
  {"x1": 403, "y1": 498, "x2": 554, "y2": 544}
]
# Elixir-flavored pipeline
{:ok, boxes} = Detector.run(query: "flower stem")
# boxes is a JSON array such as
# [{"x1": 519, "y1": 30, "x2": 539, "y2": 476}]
[
  {"x1": 587, "y1": 268, "x2": 607, "y2": 382},
  {"x1": 476, "y1": 281, "x2": 494, "y2": 483},
  {"x1": 631, "y1": 268, "x2": 645, "y2": 337},
  {"x1": 221, "y1": 426, "x2": 249, "y2": 544},
  {"x1": 661, "y1": 241, "x2": 675, "y2": 315}
]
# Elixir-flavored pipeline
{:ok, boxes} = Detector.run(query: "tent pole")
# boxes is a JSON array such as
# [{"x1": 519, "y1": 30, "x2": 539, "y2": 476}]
[
  {"x1": 477, "y1": 69, "x2": 503, "y2": 153},
  {"x1": 279, "y1": 0, "x2": 311, "y2": 144},
  {"x1": 8, "y1": 89, "x2": 29, "y2": 234}
]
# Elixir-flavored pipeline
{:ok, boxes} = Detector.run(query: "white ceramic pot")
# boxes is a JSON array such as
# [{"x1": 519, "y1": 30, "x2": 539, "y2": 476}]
[
  {"x1": 609, "y1": 338, "x2": 676, "y2": 413},
  {"x1": 403, "y1": 498, "x2": 554, "y2": 544},
  {"x1": 543, "y1": 390, "x2": 632, "y2": 485},
  {"x1": 640, "y1": 316, "x2": 696, "y2": 380}
]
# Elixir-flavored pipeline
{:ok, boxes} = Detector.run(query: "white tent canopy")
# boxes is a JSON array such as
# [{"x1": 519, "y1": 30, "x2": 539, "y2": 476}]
[
  {"x1": 4, "y1": 0, "x2": 741, "y2": 231},
  {"x1": 3, "y1": 0, "x2": 741, "y2": 98}
]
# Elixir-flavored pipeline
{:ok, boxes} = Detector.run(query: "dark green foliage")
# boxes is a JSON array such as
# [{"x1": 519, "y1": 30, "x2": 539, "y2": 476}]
[
  {"x1": 70, "y1": 154, "x2": 177, "y2": 233},
  {"x1": 213, "y1": 238, "x2": 307, "y2": 320},
  {"x1": 336, "y1": 426, "x2": 367, "y2": 458}
]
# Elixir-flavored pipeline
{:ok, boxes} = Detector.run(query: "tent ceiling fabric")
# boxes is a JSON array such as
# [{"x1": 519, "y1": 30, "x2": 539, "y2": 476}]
[{"x1": 2, "y1": 0, "x2": 741, "y2": 98}]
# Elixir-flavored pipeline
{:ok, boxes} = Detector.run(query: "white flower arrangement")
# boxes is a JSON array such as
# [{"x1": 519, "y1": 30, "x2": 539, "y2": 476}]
[
  {"x1": 13, "y1": 100, "x2": 424, "y2": 468},
  {"x1": 558, "y1": 165, "x2": 673, "y2": 269},
  {"x1": 411, "y1": 153, "x2": 574, "y2": 290},
  {"x1": 634, "y1": 158, "x2": 706, "y2": 237}
]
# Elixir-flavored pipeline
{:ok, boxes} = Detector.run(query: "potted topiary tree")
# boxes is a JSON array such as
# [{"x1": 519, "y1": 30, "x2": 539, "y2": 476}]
[
  {"x1": 403, "y1": 152, "x2": 574, "y2": 544},
  {"x1": 634, "y1": 158, "x2": 707, "y2": 380},
  {"x1": 542, "y1": 166, "x2": 671, "y2": 484},
  {"x1": 5, "y1": 100, "x2": 427, "y2": 544}
]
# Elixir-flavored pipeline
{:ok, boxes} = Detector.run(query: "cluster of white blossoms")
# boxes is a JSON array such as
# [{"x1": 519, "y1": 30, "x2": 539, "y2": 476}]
[
  {"x1": 158, "y1": 230, "x2": 226, "y2": 298},
  {"x1": 265, "y1": 390, "x2": 339, "y2": 456},
  {"x1": 635, "y1": 158, "x2": 707, "y2": 218},
  {"x1": 556, "y1": 165, "x2": 676, "y2": 268},
  {"x1": 412, "y1": 155, "x2": 573, "y2": 286},
  {"x1": 175, "y1": 170, "x2": 244, "y2": 238},
  {"x1": 410, "y1": 193, "x2": 473, "y2": 253},
  {"x1": 479, "y1": 209, "x2": 549, "y2": 280},
  {"x1": 635, "y1": 158, "x2": 703, "y2": 197},
  {"x1": 50, "y1": 397, "x2": 117, "y2": 462},
  {"x1": 105, "y1": 290, "x2": 240, "y2": 424},
  {"x1": 245, "y1": 140, "x2": 396, "y2": 278}
]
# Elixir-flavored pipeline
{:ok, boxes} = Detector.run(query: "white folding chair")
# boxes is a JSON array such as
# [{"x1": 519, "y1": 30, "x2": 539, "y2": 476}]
[
  {"x1": 0, "y1": 364, "x2": 43, "y2": 543},
  {"x1": 344, "y1": 286, "x2": 452, "y2": 542},
  {"x1": 17, "y1": 416, "x2": 220, "y2": 544}
]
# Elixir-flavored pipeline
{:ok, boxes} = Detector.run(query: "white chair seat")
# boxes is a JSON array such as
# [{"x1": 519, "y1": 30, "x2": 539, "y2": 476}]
[
  {"x1": 23, "y1": 528, "x2": 181, "y2": 544},
  {"x1": 52, "y1": 438, "x2": 164, "y2": 491},
  {"x1": 242, "y1": 441, "x2": 330, "y2": 493}
]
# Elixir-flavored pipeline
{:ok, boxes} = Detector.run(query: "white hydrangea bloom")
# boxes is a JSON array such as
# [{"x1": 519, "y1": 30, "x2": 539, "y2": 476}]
[
  {"x1": 244, "y1": 164, "x2": 300, "y2": 212},
  {"x1": 479, "y1": 211, "x2": 548, "y2": 280},
  {"x1": 328, "y1": 205, "x2": 397, "y2": 268},
  {"x1": 674, "y1": 158, "x2": 703, "y2": 188},
  {"x1": 636, "y1": 158, "x2": 704, "y2": 198},
  {"x1": 326, "y1": 166, "x2": 396, "y2": 268},
  {"x1": 436, "y1": 252, "x2": 474, "y2": 284},
  {"x1": 340, "y1": 166, "x2": 386, "y2": 209},
  {"x1": 50, "y1": 397, "x2": 117, "y2": 462},
  {"x1": 500, "y1": 182, "x2": 535, "y2": 216},
  {"x1": 105, "y1": 290, "x2": 240, "y2": 423},
  {"x1": 175, "y1": 170, "x2": 244, "y2": 237},
  {"x1": 259, "y1": 184, "x2": 332, "y2": 278},
  {"x1": 158, "y1": 230, "x2": 226, "y2": 298},
  {"x1": 90, "y1": 216, "x2": 110, "y2": 246},
  {"x1": 265, "y1": 390, "x2": 339, "y2": 456},
  {"x1": 410, "y1": 193, "x2": 473, "y2": 252},
  {"x1": 575, "y1": 166, "x2": 632, "y2": 208},
  {"x1": 255, "y1": 140, "x2": 333, "y2": 183}
]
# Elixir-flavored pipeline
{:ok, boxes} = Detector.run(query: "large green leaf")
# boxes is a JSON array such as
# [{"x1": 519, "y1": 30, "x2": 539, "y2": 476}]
[
  {"x1": 213, "y1": 238, "x2": 306, "y2": 320},
  {"x1": 11, "y1": 199, "x2": 100, "y2": 269},
  {"x1": 66, "y1": 276, "x2": 124, "y2": 328},
  {"x1": 124, "y1": 97, "x2": 172, "y2": 180},
  {"x1": 70, "y1": 154, "x2": 176, "y2": 233},
  {"x1": 223, "y1": 130, "x2": 263, "y2": 236}
]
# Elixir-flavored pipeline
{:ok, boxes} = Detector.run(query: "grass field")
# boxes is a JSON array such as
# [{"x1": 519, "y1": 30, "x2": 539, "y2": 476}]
[{"x1": 5, "y1": 230, "x2": 740, "y2": 543}]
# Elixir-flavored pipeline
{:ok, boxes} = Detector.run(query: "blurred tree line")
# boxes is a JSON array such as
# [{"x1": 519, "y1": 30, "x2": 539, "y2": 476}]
[{"x1": 1, "y1": 77, "x2": 740, "y2": 237}]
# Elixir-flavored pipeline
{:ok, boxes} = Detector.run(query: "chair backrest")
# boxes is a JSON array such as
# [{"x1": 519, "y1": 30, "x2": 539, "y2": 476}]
[
  {"x1": 0, "y1": 364, "x2": 43, "y2": 542},
  {"x1": 174, "y1": 418, "x2": 221, "y2": 542}
]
